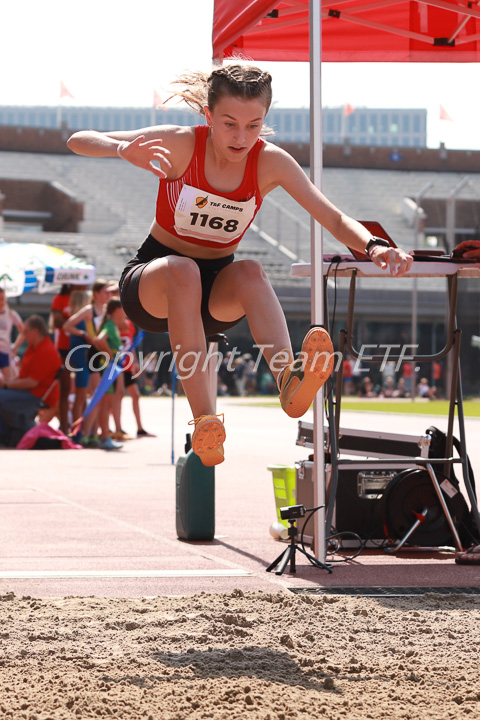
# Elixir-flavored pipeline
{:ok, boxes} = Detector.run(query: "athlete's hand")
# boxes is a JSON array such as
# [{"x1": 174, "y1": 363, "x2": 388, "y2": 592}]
[
  {"x1": 452, "y1": 240, "x2": 480, "y2": 260},
  {"x1": 369, "y1": 246, "x2": 413, "y2": 277},
  {"x1": 116, "y1": 135, "x2": 172, "y2": 178}
]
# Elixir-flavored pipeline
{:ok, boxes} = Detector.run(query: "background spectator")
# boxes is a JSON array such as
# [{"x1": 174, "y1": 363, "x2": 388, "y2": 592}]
[
  {"x1": 50, "y1": 284, "x2": 72, "y2": 433},
  {"x1": 244, "y1": 358, "x2": 258, "y2": 395},
  {"x1": 393, "y1": 377, "x2": 410, "y2": 398},
  {"x1": 359, "y1": 376, "x2": 378, "y2": 398},
  {"x1": 0, "y1": 287, "x2": 24, "y2": 381},
  {"x1": 94, "y1": 299, "x2": 126, "y2": 450},
  {"x1": 0, "y1": 315, "x2": 61, "y2": 446},
  {"x1": 342, "y1": 353, "x2": 354, "y2": 396},
  {"x1": 63, "y1": 279, "x2": 116, "y2": 446},
  {"x1": 432, "y1": 360, "x2": 443, "y2": 397},
  {"x1": 401, "y1": 361, "x2": 414, "y2": 397},
  {"x1": 351, "y1": 357, "x2": 364, "y2": 395},
  {"x1": 381, "y1": 375, "x2": 396, "y2": 398},
  {"x1": 119, "y1": 317, "x2": 155, "y2": 438},
  {"x1": 417, "y1": 376, "x2": 437, "y2": 399},
  {"x1": 233, "y1": 356, "x2": 248, "y2": 396},
  {"x1": 381, "y1": 359, "x2": 396, "y2": 389},
  {"x1": 67, "y1": 290, "x2": 92, "y2": 425}
]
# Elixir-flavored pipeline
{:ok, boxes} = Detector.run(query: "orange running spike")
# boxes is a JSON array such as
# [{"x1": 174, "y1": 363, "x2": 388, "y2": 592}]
[
  {"x1": 279, "y1": 327, "x2": 334, "y2": 418},
  {"x1": 188, "y1": 414, "x2": 226, "y2": 467}
]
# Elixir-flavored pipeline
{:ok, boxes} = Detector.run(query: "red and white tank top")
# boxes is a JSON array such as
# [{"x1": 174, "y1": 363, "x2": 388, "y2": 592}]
[{"x1": 155, "y1": 125, "x2": 264, "y2": 249}]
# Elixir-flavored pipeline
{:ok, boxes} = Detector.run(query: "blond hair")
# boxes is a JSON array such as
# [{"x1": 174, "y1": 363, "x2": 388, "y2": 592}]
[{"x1": 70, "y1": 290, "x2": 91, "y2": 315}]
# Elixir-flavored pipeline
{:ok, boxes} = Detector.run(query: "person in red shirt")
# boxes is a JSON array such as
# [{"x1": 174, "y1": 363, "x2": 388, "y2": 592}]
[
  {"x1": 51, "y1": 284, "x2": 73, "y2": 433},
  {"x1": 432, "y1": 360, "x2": 443, "y2": 397},
  {"x1": 118, "y1": 317, "x2": 155, "y2": 439},
  {"x1": 401, "y1": 361, "x2": 414, "y2": 397},
  {"x1": 0, "y1": 314, "x2": 62, "y2": 446}
]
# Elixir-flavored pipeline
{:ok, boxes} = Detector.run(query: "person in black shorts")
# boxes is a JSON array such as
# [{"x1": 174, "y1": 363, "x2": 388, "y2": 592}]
[{"x1": 67, "y1": 65, "x2": 412, "y2": 466}]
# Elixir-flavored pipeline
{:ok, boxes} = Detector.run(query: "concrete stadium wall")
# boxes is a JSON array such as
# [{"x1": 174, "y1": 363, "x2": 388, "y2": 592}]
[
  {"x1": 2, "y1": 124, "x2": 480, "y2": 174},
  {"x1": 0, "y1": 125, "x2": 71, "y2": 154},
  {"x1": 0, "y1": 178, "x2": 83, "y2": 232},
  {"x1": 276, "y1": 142, "x2": 480, "y2": 173}
]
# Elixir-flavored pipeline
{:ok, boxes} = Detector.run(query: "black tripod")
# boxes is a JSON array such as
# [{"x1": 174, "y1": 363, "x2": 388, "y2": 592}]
[{"x1": 266, "y1": 519, "x2": 333, "y2": 575}]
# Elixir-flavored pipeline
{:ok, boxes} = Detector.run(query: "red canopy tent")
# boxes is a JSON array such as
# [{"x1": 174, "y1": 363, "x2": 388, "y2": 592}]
[
  {"x1": 212, "y1": 0, "x2": 480, "y2": 563},
  {"x1": 213, "y1": 0, "x2": 480, "y2": 62}
]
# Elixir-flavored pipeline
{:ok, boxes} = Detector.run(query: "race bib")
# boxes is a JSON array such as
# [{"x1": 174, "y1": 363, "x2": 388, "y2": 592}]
[{"x1": 174, "y1": 184, "x2": 257, "y2": 244}]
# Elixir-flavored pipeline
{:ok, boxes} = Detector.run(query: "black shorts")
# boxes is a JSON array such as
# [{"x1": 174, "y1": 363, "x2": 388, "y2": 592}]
[
  {"x1": 119, "y1": 235, "x2": 245, "y2": 337},
  {"x1": 124, "y1": 370, "x2": 135, "y2": 388}
]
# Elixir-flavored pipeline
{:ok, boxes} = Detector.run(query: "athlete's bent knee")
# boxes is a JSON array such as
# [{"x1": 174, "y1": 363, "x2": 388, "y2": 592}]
[
  {"x1": 166, "y1": 256, "x2": 201, "y2": 292},
  {"x1": 236, "y1": 259, "x2": 268, "y2": 284}
]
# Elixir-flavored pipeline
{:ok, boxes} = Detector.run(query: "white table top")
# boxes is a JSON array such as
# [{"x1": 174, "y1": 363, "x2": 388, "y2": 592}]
[{"x1": 291, "y1": 256, "x2": 480, "y2": 279}]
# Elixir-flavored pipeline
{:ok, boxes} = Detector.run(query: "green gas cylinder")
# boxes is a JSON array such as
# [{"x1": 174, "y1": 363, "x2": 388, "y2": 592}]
[{"x1": 175, "y1": 435, "x2": 215, "y2": 540}]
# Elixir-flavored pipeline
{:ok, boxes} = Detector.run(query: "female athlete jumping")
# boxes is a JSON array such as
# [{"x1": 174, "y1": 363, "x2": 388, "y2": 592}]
[{"x1": 68, "y1": 65, "x2": 412, "y2": 466}]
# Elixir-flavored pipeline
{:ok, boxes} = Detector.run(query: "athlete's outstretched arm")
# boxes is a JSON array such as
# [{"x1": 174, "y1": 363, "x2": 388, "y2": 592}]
[
  {"x1": 261, "y1": 146, "x2": 413, "y2": 278},
  {"x1": 67, "y1": 127, "x2": 174, "y2": 178}
]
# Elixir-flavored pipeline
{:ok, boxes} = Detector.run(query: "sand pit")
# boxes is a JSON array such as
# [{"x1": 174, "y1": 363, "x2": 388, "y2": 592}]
[{"x1": 1, "y1": 589, "x2": 479, "y2": 719}]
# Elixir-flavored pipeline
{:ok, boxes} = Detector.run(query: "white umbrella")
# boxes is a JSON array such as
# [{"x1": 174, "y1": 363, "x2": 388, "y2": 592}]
[{"x1": 0, "y1": 242, "x2": 96, "y2": 297}]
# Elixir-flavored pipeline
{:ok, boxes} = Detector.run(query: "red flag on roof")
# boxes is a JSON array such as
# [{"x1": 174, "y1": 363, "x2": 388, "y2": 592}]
[
  {"x1": 440, "y1": 104, "x2": 453, "y2": 121},
  {"x1": 60, "y1": 81, "x2": 74, "y2": 100},
  {"x1": 153, "y1": 89, "x2": 169, "y2": 112},
  {"x1": 343, "y1": 103, "x2": 355, "y2": 117}
]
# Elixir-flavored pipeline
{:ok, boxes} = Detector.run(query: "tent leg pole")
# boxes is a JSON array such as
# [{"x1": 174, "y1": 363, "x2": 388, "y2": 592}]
[{"x1": 309, "y1": 0, "x2": 326, "y2": 564}]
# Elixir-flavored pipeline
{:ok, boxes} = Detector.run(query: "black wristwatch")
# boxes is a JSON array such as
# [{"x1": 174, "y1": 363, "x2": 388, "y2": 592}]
[{"x1": 365, "y1": 236, "x2": 391, "y2": 258}]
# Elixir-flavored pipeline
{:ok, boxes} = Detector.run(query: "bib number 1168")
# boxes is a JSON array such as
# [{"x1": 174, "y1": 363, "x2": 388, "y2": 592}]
[{"x1": 190, "y1": 212, "x2": 239, "y2": 233}]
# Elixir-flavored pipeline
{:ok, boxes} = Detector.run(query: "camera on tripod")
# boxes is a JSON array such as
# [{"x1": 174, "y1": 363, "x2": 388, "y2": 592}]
[
  {"x1": 268, "y1": 503, "x2": 332, "y2": 575},
  {"x1": 279, "y1": 504, "x2": 306, "y2": 521}
]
